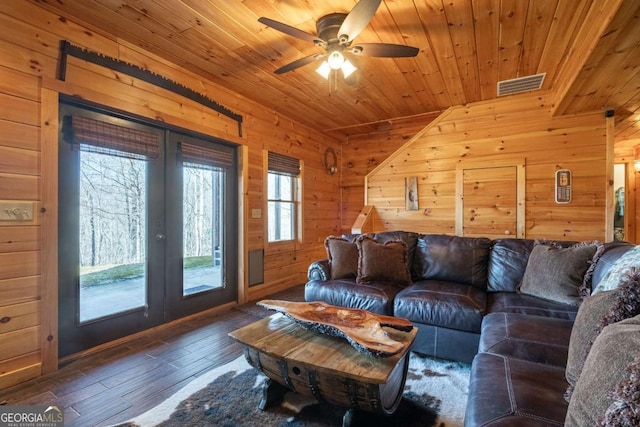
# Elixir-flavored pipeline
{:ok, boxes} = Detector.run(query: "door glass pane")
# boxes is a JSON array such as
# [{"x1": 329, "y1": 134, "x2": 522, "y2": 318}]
[
  {"x1": 79, "y1": 151, "x2": 147, "y2": 322},
  {"x1": 183, "y1": 166, "x2": 224, "y2": 296}
]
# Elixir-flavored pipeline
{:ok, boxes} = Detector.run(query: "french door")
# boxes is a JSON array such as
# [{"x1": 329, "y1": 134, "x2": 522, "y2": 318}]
[{"x1": 58, "y1": 102, "x2": 237, "y2": 357}]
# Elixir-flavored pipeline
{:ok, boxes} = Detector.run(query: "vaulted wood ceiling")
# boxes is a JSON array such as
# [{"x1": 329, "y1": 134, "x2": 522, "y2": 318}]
[{"x1": 34, "y1": 0, "x2": 640, "y2": 140}]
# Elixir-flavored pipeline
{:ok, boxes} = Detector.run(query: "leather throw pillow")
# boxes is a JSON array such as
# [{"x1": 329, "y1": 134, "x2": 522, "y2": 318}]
[
  {"x1": 355, "y1": 235, "x2": 412, "y2": 287},
  {"x1": 324, "y1": 236, "x2": 358, "y2": 280}
]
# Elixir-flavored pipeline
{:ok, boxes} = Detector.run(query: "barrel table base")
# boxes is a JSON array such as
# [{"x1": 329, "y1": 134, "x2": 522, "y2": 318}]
[
  {"x1": 229, "y1": 314, "x2": 417, "y2": 425},
  {"x1": 245, "y1": 346, "x2": 410, "y2": 418}
]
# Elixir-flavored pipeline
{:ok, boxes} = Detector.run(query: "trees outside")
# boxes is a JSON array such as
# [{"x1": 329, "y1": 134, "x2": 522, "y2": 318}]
[
  {"x1": 183, "y1": 166, "x2": 219, "y2": 260},
  {"x1": 78, "y1": 152, "x2": 223, "y2": 286},
  {"x1": 79, "y1": 151, "x2": 147, "y2": 272},
  {"x1": 182, "y1": 166, "x2": 224, "y2": 294}
]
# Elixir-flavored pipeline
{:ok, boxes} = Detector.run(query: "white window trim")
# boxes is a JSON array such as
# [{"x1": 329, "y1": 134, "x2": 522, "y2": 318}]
[{"x1": 263, "y1": 150, "x2": 303, "y2": 246}]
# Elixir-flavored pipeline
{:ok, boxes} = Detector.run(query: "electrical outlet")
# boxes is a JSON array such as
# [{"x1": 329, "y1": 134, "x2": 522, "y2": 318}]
[
  {"x1": 0, "y1": 201, "x2": 34, "y2": 221},
  {"x1": 251, "y1": 208, "x2": 262, "y2": 219}
]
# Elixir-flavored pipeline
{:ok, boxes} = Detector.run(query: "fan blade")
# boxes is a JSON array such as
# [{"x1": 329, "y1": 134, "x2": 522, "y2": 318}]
[
  {"x1": 338, "y1": 0, "x2": 382, "y2": 44},
  {"x1": 259, "y1": 17, "x2": 325, "y2": 46},
  {"x1": 274, "y1": 53, "x2": 326, "y2": 74},
  {"x1": 350, "y1": 43, "x2": 419, "y2": 58}
]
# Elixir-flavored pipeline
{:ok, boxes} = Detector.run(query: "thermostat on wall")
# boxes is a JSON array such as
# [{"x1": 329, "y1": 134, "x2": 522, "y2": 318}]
[{"x1": 555, "y1": 169, "x2": 572, "y2": 204}]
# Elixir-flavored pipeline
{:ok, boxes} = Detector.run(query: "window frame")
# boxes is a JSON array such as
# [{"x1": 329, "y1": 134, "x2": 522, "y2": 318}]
[{"x1": 265, "y1": 151, "x2": 303, "y2": 245}]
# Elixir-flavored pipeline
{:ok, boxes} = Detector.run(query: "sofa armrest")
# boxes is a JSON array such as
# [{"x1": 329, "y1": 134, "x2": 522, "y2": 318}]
[{"x1": 307, "y1": 259, "x2": 330, "y2": 281}]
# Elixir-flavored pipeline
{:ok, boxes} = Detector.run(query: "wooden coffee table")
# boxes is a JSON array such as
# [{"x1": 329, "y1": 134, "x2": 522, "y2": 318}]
[{"x1": 229, "y1": 312, "x2": 417, "y2": 426}]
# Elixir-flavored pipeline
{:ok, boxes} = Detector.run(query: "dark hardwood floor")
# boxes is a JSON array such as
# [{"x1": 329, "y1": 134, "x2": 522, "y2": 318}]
[{"x1": 0, "y1": 285, "x2": 305, "y2": 427}]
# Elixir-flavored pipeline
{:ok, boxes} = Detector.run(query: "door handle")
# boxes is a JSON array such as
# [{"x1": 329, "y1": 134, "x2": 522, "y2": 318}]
[{"x1": 156, "y1": 233, "x2": 166, "y2": 241}]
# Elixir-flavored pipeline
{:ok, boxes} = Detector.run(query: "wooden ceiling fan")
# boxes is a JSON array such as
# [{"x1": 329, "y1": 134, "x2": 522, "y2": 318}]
[{"x1": 259, "y1": 0, "x2": 419, "y2": 78}]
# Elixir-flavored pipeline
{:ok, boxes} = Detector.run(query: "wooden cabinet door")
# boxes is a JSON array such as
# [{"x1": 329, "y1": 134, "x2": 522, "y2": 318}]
[{"x1": 460, "y1": 166, "x2": 518, "y2": 239}]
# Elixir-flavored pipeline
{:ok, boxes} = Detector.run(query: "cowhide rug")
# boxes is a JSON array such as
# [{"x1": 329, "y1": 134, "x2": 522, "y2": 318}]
[{"x1": 114, "y1": 352, "x2": 470, "y2": 427}]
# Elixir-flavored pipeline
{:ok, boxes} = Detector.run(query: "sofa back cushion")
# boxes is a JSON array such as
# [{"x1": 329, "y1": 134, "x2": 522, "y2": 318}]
[
  {"x1": 372, "y1": 230, "x2": 420, "y2": 271},
  {"x1": 413, "y1": 234, "x2": 491, "y2": 289},
  {"x1": 487, "y1": 239, "x2": 535, "y2": 292},
  {"x1": 487, "y1": 238, "x2": 577, "y2": 293}
]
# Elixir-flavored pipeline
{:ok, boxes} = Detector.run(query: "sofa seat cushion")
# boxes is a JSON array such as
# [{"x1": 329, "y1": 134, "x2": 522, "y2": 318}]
[
  {"x1": 394, "y1": 280, "x2": 486, "y2": 333},
  {"x1": 487, "y1": 292, "x2": 579, "y2": 320},
  {"x1": 479, "y1": 312, "x2": 573, "y2": 367},
  {"x1": 465, "y1": 352, "x2": 568, "y2": 426},
  {"x1": 304, "y1": 279, "x2": 401, "y2": 316},
  {"x1": 412, "y1": 323, "x2": 480, "y2": 363}
]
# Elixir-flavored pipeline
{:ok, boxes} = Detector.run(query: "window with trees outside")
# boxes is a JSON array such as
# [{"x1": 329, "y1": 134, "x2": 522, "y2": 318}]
[{"x1": 267, "y1": 151, "x2": 301, "y2": 242}]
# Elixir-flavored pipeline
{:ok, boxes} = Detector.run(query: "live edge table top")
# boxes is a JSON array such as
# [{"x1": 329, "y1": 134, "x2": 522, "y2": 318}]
[{"x1": 229, "y1": 313, "x2": 417, "y2": 384}]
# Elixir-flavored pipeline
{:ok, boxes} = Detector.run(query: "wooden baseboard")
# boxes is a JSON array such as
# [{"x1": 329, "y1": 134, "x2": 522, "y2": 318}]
[{"x1": 0, "y1": 362, "x2": 41, "y2": 390}]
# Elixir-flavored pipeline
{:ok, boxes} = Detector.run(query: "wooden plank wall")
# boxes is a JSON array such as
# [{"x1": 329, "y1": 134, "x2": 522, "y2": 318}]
[
  {"x1": 0, "y1": 2, "x2": 341, "y2": 387},
  {"x1": 364, "y1": 91, "x2": 609, "y2": 241},
  {"x1": 340, "y1": 116, "x2": 437, "y2": 233}
]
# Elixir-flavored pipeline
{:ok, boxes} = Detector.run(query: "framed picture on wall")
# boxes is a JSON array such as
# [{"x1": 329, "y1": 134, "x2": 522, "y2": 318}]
[
  {"x1": 555, "y1": 169, "x2": 572, "y2": 204},
  {"x1": 405, "y1": 176, "x2": 419, "y2": 210}
]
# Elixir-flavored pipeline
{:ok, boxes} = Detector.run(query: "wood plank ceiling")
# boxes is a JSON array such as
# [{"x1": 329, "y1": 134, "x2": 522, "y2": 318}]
[{"x1": 32, "y1": 0, "x2": 640, "y2": 140}]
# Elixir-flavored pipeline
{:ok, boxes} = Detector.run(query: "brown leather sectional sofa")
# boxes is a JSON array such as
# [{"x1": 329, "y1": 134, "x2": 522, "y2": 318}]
[{"x1": 305, "y1": 231, "x2": 635, "y2": 425}]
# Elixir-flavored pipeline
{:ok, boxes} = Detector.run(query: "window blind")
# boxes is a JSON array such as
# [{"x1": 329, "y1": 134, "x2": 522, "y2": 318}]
[
  {"x1": 178, "y1": 142, "x2": 233, "y2": 171},
  {"x1": 268, "y1": 151, "x2": 300, "y2": 176},
  {"x1": 63, "y1": 115, "x2": 160, "y2": 161}
]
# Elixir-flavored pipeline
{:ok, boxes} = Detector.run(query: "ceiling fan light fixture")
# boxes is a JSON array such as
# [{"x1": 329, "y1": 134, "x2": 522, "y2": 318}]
[
  {"x1": 316, "y1": 61, "x2": 331, "y2": 79},
  {"x1": 316, "y1": 58, "x2": 356, "y2": 80},
  {"x1": 260, "y1": 0, "x2": 417, "y2": 83},
  {"x1": 341, "y1": 59, "x2": 357, "y2": 78},
  {"x1": 327, "y1": 50, "x2": 345, "y2": 70}
]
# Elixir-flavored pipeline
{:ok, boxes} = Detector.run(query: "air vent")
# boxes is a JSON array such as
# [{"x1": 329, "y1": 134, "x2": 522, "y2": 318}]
[{"x1": 497, "y1": 73, "x2": 546, "y2": 96}]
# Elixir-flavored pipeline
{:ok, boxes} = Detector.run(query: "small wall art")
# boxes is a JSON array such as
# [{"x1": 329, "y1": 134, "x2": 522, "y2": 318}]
[
  {"x1": 555, "y1": 169, "x2": 572, "y2": 204},
  {"x1": 405, "y1": 176, "x2": 419, "y2": 210}
]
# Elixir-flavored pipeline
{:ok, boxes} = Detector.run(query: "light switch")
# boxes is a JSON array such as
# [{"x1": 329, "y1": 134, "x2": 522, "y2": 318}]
[
  {"x1": 251, "y1": 208, "x2": 262, "y2": 219},
  {"x1": 0, "y1": 201, "x2": 34, "y2": 221}
]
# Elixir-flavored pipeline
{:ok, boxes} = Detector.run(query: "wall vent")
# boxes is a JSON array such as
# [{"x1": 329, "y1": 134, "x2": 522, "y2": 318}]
[
  {"x1": 248, "y1": 249, "x2": 264, "y2": 287},
  {"x1": 497, "y1": 73, "x2": 546, "y2": 96}
]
